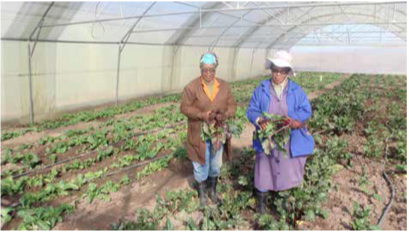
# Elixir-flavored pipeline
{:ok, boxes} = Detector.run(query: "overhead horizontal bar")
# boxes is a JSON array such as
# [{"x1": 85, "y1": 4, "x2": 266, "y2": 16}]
[
  {"x1": 130, "y1": 21, "x2": 406, "y2": 34},
  {"x1": 40, "y1": 1, "x2": 406, "y2": 28},
  {"x1": 2, "y1": 37, "x2": 405, "y2": 49}
]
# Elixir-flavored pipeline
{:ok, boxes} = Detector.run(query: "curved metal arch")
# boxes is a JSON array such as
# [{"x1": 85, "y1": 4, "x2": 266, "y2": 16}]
[
  {"x1": 165, "y1": 2, "x2": 224, "y2": 46},
  {"x1": 207, "y1": 2, "x2": 258, "y2": 51},
  {"x1": 231, "y1": 4, "x2": 290, "y2": 48},
  {"x1": 236, "y1": 6, "x2": 319, "y2": 51},
  {"x1": 266, "y1": 10, "x2": 407, "y2": 51},
  {"x1": 233, "y1": 3, "x2": 406, "y2": 50}
]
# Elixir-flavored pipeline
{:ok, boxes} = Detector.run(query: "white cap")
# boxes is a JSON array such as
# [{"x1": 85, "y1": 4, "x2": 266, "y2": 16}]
[{"x1": 265, "y1": 50, "x2": 293, "y2": 70}]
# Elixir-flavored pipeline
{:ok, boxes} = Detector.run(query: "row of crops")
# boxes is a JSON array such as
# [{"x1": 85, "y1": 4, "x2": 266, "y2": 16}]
[
  {"x1": 0, "y1": 72, "x2": 341, "y2": 142},
  {"x1": 1, "y1": 72, "x2": 406, "y2": 230}
]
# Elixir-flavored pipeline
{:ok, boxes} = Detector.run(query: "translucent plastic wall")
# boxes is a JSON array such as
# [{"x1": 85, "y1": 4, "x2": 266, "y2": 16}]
[
  {"x1": 2, "y1": 1, "x2": 406, "y2": 125},
  {"x1": 291, "y1": 46, "x2": 407, "y2": 75},
  {"x1": 1, "y1": 41, "x2": 268, "y2": 124}
]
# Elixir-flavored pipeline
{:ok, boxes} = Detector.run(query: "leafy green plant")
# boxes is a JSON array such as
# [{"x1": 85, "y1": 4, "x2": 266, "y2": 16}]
[
  {"x1": 135, "y1": 141, "x2": 164, "y2": 161},
  {"x1": 83, "y1": 178, "x2": 129, "y2": 203},
  {"x1": 96, "y1": 146, "x2": 114, "y2": 162},
  {"x1": 1, "y1": 207, "x2": 13, "y2": 225},
  {"x1": 83, "y1": 182, "x2": 110, "y2": 203},
  {"x1": 62, "y1": 158, "x2": 95, "y2": 172},
  {"x1": 357, "y1": 165, "x2": 370, "y2": 195},
  {"x1": 362, "y1": 136, "x2": 383, "y2": 158},
  {"x1": 395, "y1": 164, "x2": 406, "y2": 172},
  {"x1": 86, "y1": 130, "x2": 109, "y2": 150},
  {"x1": 16, "y1": 204, "x2": 74, "y2": 230},
  {"x1": 111, "y1": 209, "x2": 159, "y2": 230},
  {"x1": 1, "y1": 176, "x2": 27, "y2": 196},
  {"x1": 349, "y1": 201, "x2": 380, "y2": 230},
  {"x1": 38, "y1": 136, "x2": 56, "y2": 145},
  {"x1": 84, "y1": 167, "x2": 108, "y2": 181},
  {"x1": 110, "y1": 155, "x2": 137, "y2": 169},
  {"x1": 255, "y1": 213, "x2": 290, "y2": 230},
  {"x1": 21, "y1": 153, "x2": 41, "y2": 168},
  {"x1": 136, "y1": 156, "x2": 172, "y2": 180}
]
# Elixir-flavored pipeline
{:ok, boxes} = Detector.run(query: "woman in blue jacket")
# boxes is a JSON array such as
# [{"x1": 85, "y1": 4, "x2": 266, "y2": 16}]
[{"x1": 246, "y1": 50, "x2": 314, "y2": 214}]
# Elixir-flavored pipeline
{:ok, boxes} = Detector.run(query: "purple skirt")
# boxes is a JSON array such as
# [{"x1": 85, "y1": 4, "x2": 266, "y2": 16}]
[{"x1": 254, "y1": 143, "x2": 307, "y2": 191}]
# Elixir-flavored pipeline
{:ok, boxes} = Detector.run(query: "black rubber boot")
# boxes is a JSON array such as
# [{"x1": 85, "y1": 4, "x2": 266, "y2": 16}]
[
  {"x1": 207, "y1": 176, "x2": 221, "y2": 205},
  {"x1": 255, "y1": 189, "x2": 267, "y2": 214},
  {"x1": 197, "y1": 181, "x2": 207, "y2": 207}
]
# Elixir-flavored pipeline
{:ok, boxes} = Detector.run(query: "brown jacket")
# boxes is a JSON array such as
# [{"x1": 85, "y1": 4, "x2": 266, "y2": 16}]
[{"x1": 180, "y1": 77, "x2": 237, "y2": 165}]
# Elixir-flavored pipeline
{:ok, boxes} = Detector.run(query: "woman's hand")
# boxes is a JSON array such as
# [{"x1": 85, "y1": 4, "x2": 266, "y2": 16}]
[
  {"x1": 200, "y1": 111, "x2": 212, "y2": 122},
  {"x1": 256, "y1": 118, "x2": 269, "y2": 130},
  {"x1": 286, "y1": 116, "x2": 304, "y2": 129},
  {"x1": 215, "y1": 112, "x2": 227, "y2": 122}
]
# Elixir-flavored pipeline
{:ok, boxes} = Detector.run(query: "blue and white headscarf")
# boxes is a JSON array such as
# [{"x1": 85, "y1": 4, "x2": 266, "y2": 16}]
[{"x1": 200, "y1": 52, "x2": 219, "y2": 68}]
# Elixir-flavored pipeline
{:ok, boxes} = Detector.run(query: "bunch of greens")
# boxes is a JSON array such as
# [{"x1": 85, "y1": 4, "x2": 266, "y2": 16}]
[
  {"x1": 200, "y1": 110, "x2": 242, "y2": 153},
  {"x1": 254, "y1": 112, "x2": 291, "y2": 155}
]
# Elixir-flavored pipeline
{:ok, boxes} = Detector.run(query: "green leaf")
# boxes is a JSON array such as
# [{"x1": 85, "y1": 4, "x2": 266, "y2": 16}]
[
  {"x1": 238, "y1": 176, "x2": 248, "y2": 186},
  {"x1": 395, "y1": 164, "x2": 406, "y2": 172},
  {"x1": 37, "y1": 220, "x2": 51, "y2": 230},
  {"x1": 372, "y1": 194, "x2": 382, "y2": 202},
  {"x1": 304, "y1": 209, "x2": 315, "y2": 222},
  {"x1": 330, "y1": 164, "x2": 344, "y2": 174},
  {"x1": 368, "y1": 225, "x2": 381, "y2": 230},
  {"x1": 319, "y1": 209, "x2": 329, "y2": 219},
  {"x1": 162, "y1": 217, "x2": 174, "y2": 230},
  {"x1": 1, "y1": 207, "x2": 13, "y2": 225}
]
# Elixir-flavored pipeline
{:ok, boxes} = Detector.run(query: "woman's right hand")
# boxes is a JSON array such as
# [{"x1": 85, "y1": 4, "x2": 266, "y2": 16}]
[
  {"x1": 256, "y1": 117, "x2": 269, "y2": 130},
  {"x1": 200, "y1": 111, "x2": 212, "y2": 122}
]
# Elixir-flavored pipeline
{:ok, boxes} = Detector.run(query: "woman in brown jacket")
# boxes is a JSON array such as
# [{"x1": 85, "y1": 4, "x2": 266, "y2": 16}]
[{"x1": 180, "y1": 52, "x2": 236, "y2": 207}]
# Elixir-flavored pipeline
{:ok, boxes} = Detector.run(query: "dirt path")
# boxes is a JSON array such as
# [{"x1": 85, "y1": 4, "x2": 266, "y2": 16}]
[
  {"x1": 52, "y1": 75, "x2": 362, "y2": 230},
  {"x1": 308, "y1": 74, "x2": 350, "y2": 100}
]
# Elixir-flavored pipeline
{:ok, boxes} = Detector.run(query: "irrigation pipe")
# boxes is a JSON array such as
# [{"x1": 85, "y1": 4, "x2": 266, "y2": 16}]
[
  {"x1": 376, "y1": 123, "x2": 396, "y2": 227},
  {"x1": 103, "y1": 153, "x2": 173, "y2": 178}
]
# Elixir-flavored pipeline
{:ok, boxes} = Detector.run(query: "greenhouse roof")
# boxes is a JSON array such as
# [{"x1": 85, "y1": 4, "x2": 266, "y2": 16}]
[{"x1": 1, "y1": 1, "x2": 407, "y2": 50}]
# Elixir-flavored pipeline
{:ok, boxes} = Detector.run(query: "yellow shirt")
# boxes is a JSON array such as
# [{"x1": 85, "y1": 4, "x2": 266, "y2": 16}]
[{"x1": 201, "y1": 78, "x2": 220, "y2": 102}]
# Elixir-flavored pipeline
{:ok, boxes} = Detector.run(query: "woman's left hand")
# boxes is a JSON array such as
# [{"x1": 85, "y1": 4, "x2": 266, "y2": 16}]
[
  {"x1": 285, "y1": 116, "x2": 304, "y2": 129},
  {"x1": 215, "y1": 112, "x2": 227, "y2": 122}
]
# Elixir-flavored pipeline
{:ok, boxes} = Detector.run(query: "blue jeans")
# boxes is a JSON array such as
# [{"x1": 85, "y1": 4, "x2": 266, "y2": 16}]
[{"x1": 192, "y1": 140, "x2": 224, "y2": 182}]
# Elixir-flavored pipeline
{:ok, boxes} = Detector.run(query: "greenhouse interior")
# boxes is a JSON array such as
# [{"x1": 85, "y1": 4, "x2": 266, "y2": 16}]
[{"x1": 1, "y1": 1, "x2": 407, "y2": 230}]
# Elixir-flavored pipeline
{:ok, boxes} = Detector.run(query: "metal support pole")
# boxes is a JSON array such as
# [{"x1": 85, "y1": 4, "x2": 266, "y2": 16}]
[
  {"x1": 114, "y1": 2, "x2": 155, "y2": 106},
  {"x1": 347, "y1": 27, "x2": 351, "y2": 45},
  {"x1": 169, "y1": 45, "x2": 180, "y2": 91},
  {"x1": 393, "y1": 4, "x2": 396, "y2": 21},
  {"x1": 115, "y1": 44, "x2": 122, "y2": 106},
  {"x1": 25, "y1": 24, "x2": 44, "y2": 124},
  {"x1": 24, "y1": 2, "x2": 54, "y2": 124},
  {"x1": 199, "y1": 7, "x2": 202, "y2": 28},
  {"x1": 249, "y1": 48, "x2": 256, "y2": 78},
  {"x1": 27, "y1": 42, "x2": 35, "y2": 124}
]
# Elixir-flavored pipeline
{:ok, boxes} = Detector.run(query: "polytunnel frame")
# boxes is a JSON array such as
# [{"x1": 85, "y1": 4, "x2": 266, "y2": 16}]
[{"x1": 23, "y1": 1, "x2": 406, "y2": 124}]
